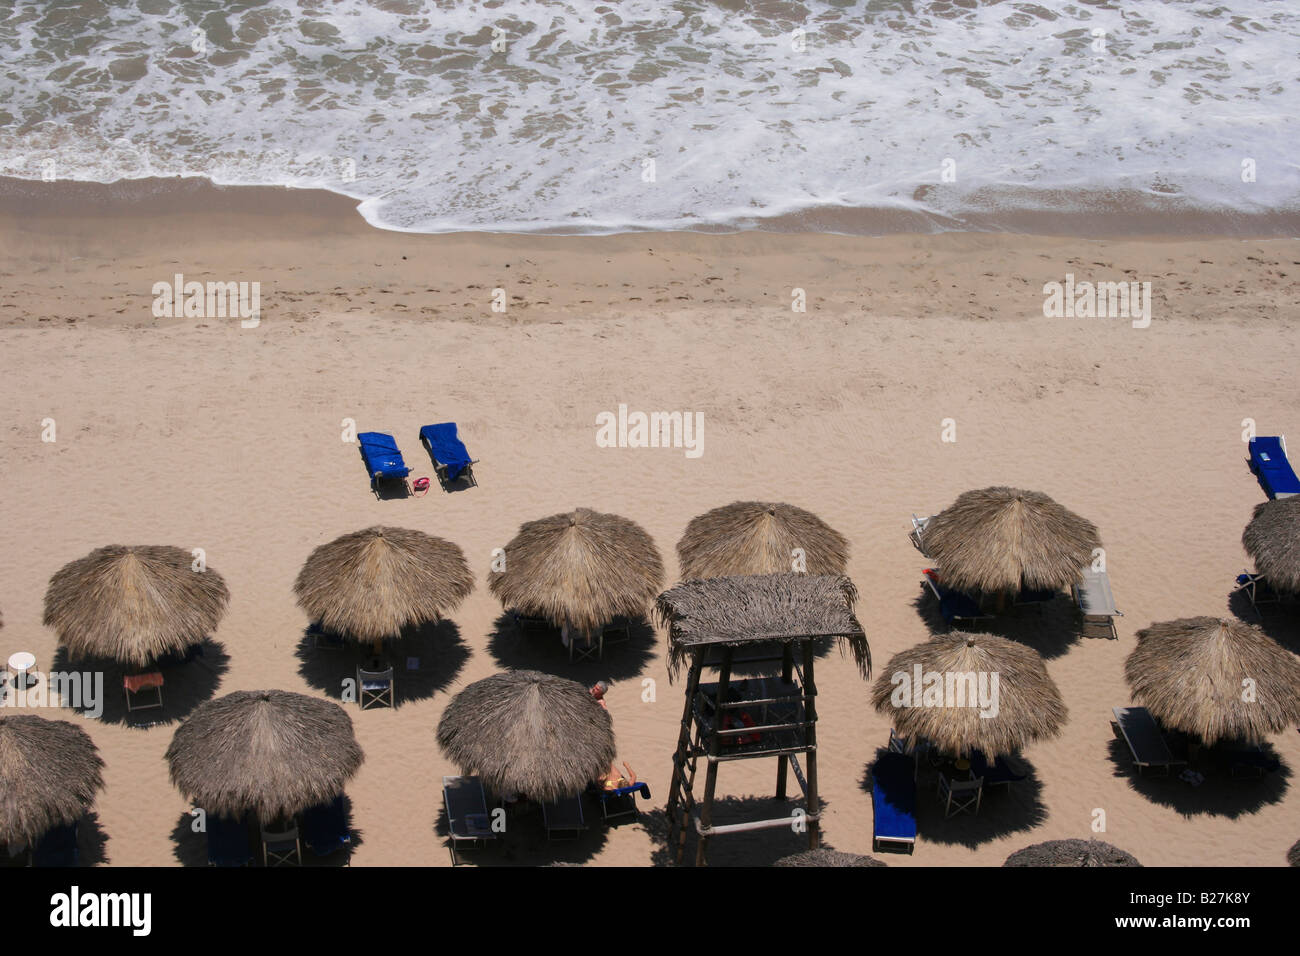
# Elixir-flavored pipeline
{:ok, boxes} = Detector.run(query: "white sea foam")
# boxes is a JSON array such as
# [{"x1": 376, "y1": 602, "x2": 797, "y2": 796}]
[{"x1": 0, "y1": 0, "x2": 1296, "y2": 233}]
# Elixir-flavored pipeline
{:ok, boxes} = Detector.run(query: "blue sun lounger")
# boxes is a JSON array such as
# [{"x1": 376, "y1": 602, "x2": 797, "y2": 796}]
[
  {"x1": 358, "y1": 432, "x2": 411, "y2": 497},
  {"x1": 1249, "y1": 436, "x2": 1300, "y2": 499},
  {"x1": 599, "y1": 782, "x2": 652, "y2": 822},
  {"x1": 871, "y1": 752, "x2": 917, "y2": 854},
  {"x1": 420, "y1": 423, "x2": 477, "y2": 490},
  {"x1": 302, "y1": 795, "x2": 352, "y2": 857},
  {"x1": 207, "y1": 816, "x2": 253, "y2": 867},
  {"x1": 922, "y1": 569, "x2": 993, "y2": 627}
]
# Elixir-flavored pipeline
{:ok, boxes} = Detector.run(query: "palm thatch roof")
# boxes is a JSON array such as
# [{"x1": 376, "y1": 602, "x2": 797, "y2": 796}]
[
  {"x1": 436, "y1": 670, "x2": 615, "y2": 802},
  {"x1": 773, "y1": 848, "x2": 887, "y2": 867},
  {"x1": 0, "y1": 715, "x2": 104, "y2": 845},
  {"x1": 488, "y1": 508, "x2": 664, "y2": 635},
  {"x1": 921, "y1": 487, "x2": 1100, "y2": 594},
  {"x1": 676, "y1": 501, "x2": 849, "y2": 579},
  {"x1": 44, "y1": 544, "x2": 230, "y2": 667},
  {"x1": 1288, "y1": 839, "x2": 1300, "y2": 867},
  {"x1": 166, "y1": 690, "x2": 363, "y2": 821},
  {"x1": 656, "y1": 574, "x2": 869, "y2": 679},
  {"x1": 1242, "y1": 497, "x2": 1300, "y2": 593},
  {"x1": 1004, "y1": 839, "x2": 1141, "y2": 867},
  {"x1": 294, "y1": 526, "x2": 474, "y2": 643},
  {"x1": 1125, "y1": 617, "x2": 1300, "y2": 745},
  {"x1": 870, "y1": 630, "x2": 1067, "y2": 757}
]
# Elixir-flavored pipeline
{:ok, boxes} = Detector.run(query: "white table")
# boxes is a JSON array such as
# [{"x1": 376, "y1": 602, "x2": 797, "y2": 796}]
[{"x1": 8, "y1": 652, "x2": 36, "y2": 688}]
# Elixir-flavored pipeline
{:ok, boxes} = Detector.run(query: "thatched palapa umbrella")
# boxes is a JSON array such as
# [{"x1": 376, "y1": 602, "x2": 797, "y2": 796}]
[
  {"x1": 1288, "y1": 839, "x2": 1300, "y2": 867},
  {"x1": 437, "y1": 670, "x2": 615, "y2": 802},
  {"x1": 870, "y1": 630, "x2": 1067, "y2": 757},
  {"x1": 1125, "y1": 617, "x2": 1300, "y2": 746},
  {"x1": 1242, "y1": 497, "x2": 1300, "y2": 593},
  {"x1": 166, "y1": 690, "x2": 363, "y2": 821},
  {"x1": 295, "y1": 526, "x2": 473, "y2": 653},
  {"x1": 922, "y1": 487, "x2": 1100, "y2": 594},
  {"x1": 676, "y1": 501, "x2": 849, "y2": 579},
  {"x1": 773, "y1": 848, "x2": 887, "y2": 867},
  {"x1": 0, "y1": 715, "x2": 104, "y2": 845},
  {"x1": 1004, "y1": 839, "x2": 1141, "y2": 867},
  {"x1": 44, "y1": 544, "x2": 230, "y2": 667},
  {"x1": 488, "y1": 508, "x2": 664, "y2": 636}
]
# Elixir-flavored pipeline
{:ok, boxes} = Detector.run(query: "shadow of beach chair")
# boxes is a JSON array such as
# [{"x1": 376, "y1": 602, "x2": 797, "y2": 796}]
[
  {"x1": 922, "y1": 569, "x2": 993, "y2": 628},
  {"x1": 443, "y1": 775, "x2": 498, "y2": 865},
  {"x1": 302, "y1": 795, "x2": 352, "y2": 859},
  {"x1": 871, "y1": 752, "x2": 917, "y2": 855},
  {"x1": 420, "y1": 423, "x2": 478, "y2": 490},
  {"x1": 1111, "y1": 706, "x2": 1187, "y2": 776},
  {"x1": 968, "y1": 749, "x2": 1028, "y2": 792},
  {"x1": 32, "y1": 821, "x2": 78, "y2": 867},
  {"x1": 599, "y1": 782, "x2": 651, "y2": 822},
  {"x1": 1073, "y1": 568, "x2": 1122, "y2": 639},
  {"x1": 542, "y1": 794, "x2": 587, "y2": 840},
  {"x1": 1248, "y1": 435, "x2": 1300, "y2": 499},
  {"x1": 207, "y1": 816, "x2": 253, "y2": 867},
  {"x1": 358, "y1": 431, "x2": 411, "y2": 498}
]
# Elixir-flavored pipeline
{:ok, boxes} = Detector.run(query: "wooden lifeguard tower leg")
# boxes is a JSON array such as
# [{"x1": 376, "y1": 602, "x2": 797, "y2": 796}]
[
  {"x1": 775, "y1": 642, "x2": 794, "y2": 799},
  {"x1": 666, "y1": 651, "x2": 703, "y2": 864},
  {"x1": 695, "y1": 646, "x2": 732, "y2": 867},
  {"x1": 802, "y1": 640, "x2": 820, "y2": 850}
]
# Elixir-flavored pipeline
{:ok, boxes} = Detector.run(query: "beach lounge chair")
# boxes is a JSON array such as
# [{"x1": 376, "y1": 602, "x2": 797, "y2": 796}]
[
  {"x1": 968, "y1": 749, "x2": 1028, "y2": 791},
  {"x1": 1248, "y1": 435, "x2": 1300, "y2": 499},
  {"x1": 261, "y1": 822, "x2": 302, "y2": 866},
  {"x1": 302, "y1": 795, "x2": 352, "y2": 858},
  {"x1": 31, "y1": 821, "x2": 78, "y2": 867},
  {"x1": 542, "y1": 794, "x2": 587, "y2": 839},
  {"x1": 1013, "y1": 583, "x2": 1057, "y2": 613},
  {"x1": 207, "y1": 816, "x2": 253, "y2": 867},
  {"x1": 443, "y1": 775, "x2": 498, "y2": 865},
  {"x1": 1111, "y1": 706, "x2": 1187, "y2": 775},
  {"x1": 357, "y1": 431, "x2": 411, "y2": 497},
  {"x1": 909, "y1": 514, "x2": 933, "y2": 555},
  {"x1": 938, "y1": 773, "x2": 983, "y2": 817},
  {"x1": 871, "y1": 752, "x2": 917, "y2": 855},
  {"x1": 420, "y1": 423, "x2": 477, "y2": 490},
  {"x1": 1073, "y1": 568, "x2": 1123, "y2": 639},
  {"x1": 1234, "y1": 571, "x2": 1280, "y2": 617},
  {"x1": 922, "y1": 569, "x2": 993, "y2": 627},
  {"x1": 123, "y1": 671, "x2": 164, "y2": 712},
  {"x1": 1226, "y1": 746, "x2": 1282, "y2": 779},
  {"x1": 357, "y1": 665, "x2": 394, "y2": 709},
  {"x1": 598, "y1": 782, "x2": 652, "y2": 822}
]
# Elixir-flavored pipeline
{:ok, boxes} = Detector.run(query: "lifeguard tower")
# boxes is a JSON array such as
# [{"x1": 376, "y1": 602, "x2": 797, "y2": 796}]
[{"x1": 658, "y1": 573, "x2": 870, "y2": 865}]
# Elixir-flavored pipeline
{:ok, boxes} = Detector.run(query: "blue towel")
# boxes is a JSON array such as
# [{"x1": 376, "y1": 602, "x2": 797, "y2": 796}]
[
  {"x1": 872, "y1": 753, "x2": 917, "y2": 842},
  {"x1": 420, "y1": 423, "x2": 472, "y2": 480},
  {"x1": 358, "y1": 432, "x2": 410, "y2": 479},
  {"x1": 32, "y1": 821, "x2": 78, "y2": 867},
  {"x1": 302, "y1": 795, "x2": 351, "y2": 856},
  {"x1": 1250, "y1": 436, "x2": 1300, "y2": 498},
  {"x1": 207, "y1": 816, "x2": 252, "y2": 867}
]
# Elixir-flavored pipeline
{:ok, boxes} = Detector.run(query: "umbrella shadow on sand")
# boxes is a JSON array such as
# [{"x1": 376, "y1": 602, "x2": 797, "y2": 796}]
[
  {"x1": 861, "y1": 748, "x2": 1047, "y2": 851},
  {"x1": 170, "y1": 798, "x2": 364, "y2": 866},
  {"x1": 1227, "y1": 588, "x2": 1300, "y2": 655},
  {"x1": 911, "y1": 589, "x2": 1084, "y2": 660},
  {"x1": 295, "y1": 620, "x2": 469, "y2": 707},
  {"x1": 486, "y1": 613, "x2": 658, "y2": 682},
  {"x1": 432, "y1": 795, "x2": 610, "y2": 866},
  {"x1": 641, "y1": 795, "x2": 836, "y2": 867},
  {"x1": 1105, "y1": 736, "x2": 1289, "y2": 818},
  {"x1": 49, "y1": 639, "x2": 230, "y2": 729}
]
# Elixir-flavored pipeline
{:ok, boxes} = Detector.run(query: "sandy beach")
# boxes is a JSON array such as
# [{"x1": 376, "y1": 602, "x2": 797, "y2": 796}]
[{"x1": 1, "y1": 179, "x2": 1298, "y2": 867}]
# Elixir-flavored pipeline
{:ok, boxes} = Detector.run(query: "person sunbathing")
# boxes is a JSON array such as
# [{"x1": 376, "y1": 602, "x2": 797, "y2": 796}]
[
  {"x1": 589, "y1": 681, "x2": 609, "y2": 708},
  {"x1": 601, "y1": 761, "x2": 636, "y2": 791}
]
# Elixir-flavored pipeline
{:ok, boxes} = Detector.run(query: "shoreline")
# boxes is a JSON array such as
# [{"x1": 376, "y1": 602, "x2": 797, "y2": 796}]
[{"x1": 3, "y1": 175, "x2": 1297, "y2": 243}]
